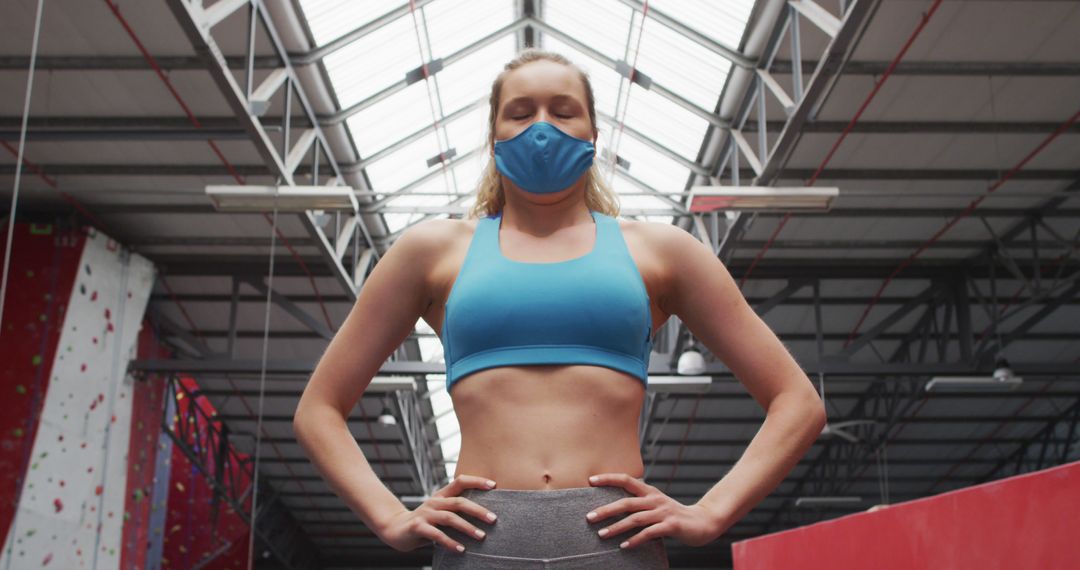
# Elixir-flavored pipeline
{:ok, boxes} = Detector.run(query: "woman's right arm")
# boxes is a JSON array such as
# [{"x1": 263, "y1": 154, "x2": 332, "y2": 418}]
[
  {"x1": 295, "y1": 219, "x2": 502, "y2": 554},
  {"x1": 293, "y1": 219, "x2": 444, "y2": 541}
]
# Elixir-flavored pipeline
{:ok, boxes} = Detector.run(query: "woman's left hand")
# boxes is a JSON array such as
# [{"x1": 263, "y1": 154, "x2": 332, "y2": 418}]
[{"x1": 585, "y1": 473, "x2": 729, "y2": 549}]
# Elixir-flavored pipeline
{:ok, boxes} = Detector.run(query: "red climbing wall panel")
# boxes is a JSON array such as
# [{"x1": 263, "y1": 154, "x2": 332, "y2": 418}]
[
  {"x1": 0, "y1": 223, "x2": 85, "y2": 547},
  {"x1": 0, "y1": 224, "x2": 155, "y2": 568},
  {"x1": 118, "y1": 322, "x2": 171, "y2": 570},
  {"x1": 160, "y1": 376, "x2": 252, "y2": 570},
  {"x1": 732, "y1": 459, "x2": 1080, "y2": 570}
]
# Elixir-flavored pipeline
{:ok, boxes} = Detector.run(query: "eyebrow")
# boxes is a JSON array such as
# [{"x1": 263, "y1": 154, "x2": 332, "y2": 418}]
[{"x1": 503, "y1": 94, "x2": 582, "y2": 107}]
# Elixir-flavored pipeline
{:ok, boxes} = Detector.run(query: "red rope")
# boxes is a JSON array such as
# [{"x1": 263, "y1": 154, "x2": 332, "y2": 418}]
[{"x1": 0, "y1": 141, "x2": 107, "y2": 228}]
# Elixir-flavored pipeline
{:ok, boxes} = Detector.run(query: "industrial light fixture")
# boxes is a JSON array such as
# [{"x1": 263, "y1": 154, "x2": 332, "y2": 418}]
[
  {"x1": 377, "y1": 397, "x2": 397, "y2": 426},
  {"x1": 820, "y1": 420, "x2": 879, "y2": 443},
  {"x1": 794, "y1": 496, "x2": 863, "y2": 508},
  {"x1": 925, "y1": 359, "x2": 1023, "y2": 392},
  {"x1": 677, "y1": 348, "x2": 706, "y2": 375},
  {"x1": 361, "y1": 376, "x2": 418, "y2": 393},
  {"x1": 687, "y1": 186, "x2": 839, "y2": 213},
  {"x1": 646, "y1": 375, "x2": 712, "y2": 394},
  {"x1": 816, "y1": 372, "x2": 880, "y2": 443},
  {"x1": 206, "y1": 184, "x2": 358, "y2": 212}
]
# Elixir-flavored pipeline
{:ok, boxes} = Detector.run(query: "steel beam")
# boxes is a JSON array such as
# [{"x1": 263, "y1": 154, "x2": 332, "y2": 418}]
[
  {"x1": 164, "y1": 0, "x2": 375, "y2": 301},
  {"x1": 239, "y1": 277, "x2": 333, "y2": 341}
]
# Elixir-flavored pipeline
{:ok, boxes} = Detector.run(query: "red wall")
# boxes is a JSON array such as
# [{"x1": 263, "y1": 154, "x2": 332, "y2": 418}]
[
  {"x1": 160, "y1": 376, "x2": 252, "y2": 570},
  {"x1": 119, "y1": 322, "x2": 171, "y2": 570},
  {"x1": 0, "y1": 223, "x2": 85, "y2": 543},
  {"x1": 732, "y1": 459, "x2": 1080, "y2": 570}
]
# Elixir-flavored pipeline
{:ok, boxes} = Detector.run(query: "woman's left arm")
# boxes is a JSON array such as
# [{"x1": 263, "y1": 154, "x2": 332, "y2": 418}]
[
  {"x1": 656, "y1": 223, "x2": 827, "y2": 537},
  {"x1": 584, "y1": 223, "x2": 827, "y2": 549}
]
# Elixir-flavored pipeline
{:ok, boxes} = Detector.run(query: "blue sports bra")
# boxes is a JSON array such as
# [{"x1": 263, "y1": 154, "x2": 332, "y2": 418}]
[{"x1": 441, "y1": 209, "x2": 653, "y2": 392}]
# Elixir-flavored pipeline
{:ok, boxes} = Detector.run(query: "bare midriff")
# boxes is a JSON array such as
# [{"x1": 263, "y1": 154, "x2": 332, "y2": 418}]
[{"x1": 448, "y1": 364, "x2": 647, "y2": 490}]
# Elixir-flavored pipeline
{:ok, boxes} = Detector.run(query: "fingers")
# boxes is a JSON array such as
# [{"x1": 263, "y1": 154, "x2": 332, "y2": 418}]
[
  {"x1": 437, "y1": 474, "x2": 497, "y2": 497},
  {"x1": 589, "y1": 472, "x2": 652, "y2": 496},
  {"x1": 415, "y1": 505, "x2": 490, "y2": 553},
  {"x1": 585, "y1": 496, "x2": 650, "y2": 523},
  {"x1": 437, "y1": 508, "x2": 490, "y2": 540},
  {"x1": 416, "y1": 521, "x2": 466, "y2": 553},
  {"x1": 619, "y1": 520, "x2": 673, "y2": 550},
  {"x1": 418, "y1": 475, "x2": 500, "y2": 553},
  {"x1": 596, "y1": 509, "x2": 662, "y2": 540},
  {"x1": 436, "y1": 476, "x2": 499, "y2": 525},
  {"x1": 431, "y1": 496, "x2": 498, "y2": 529}
]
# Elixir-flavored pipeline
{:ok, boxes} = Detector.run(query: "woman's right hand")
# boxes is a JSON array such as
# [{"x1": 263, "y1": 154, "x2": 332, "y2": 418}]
[{"x1": 378, "y1": 475, "x2": 500, "y2": 553}]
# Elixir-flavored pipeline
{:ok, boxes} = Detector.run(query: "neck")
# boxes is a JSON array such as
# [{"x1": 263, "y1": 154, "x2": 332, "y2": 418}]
[{"x1": 500, "y1": 192, "x2": 592, "y2": 236}]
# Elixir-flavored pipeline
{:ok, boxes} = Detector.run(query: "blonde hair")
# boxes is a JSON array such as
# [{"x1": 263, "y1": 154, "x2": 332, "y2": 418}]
[{"x1": 466, "y1": 48, "x2": 621, "y2": 219}]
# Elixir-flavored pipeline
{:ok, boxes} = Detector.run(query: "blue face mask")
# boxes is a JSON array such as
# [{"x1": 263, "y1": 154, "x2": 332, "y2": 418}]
[{"x1": 493, "y1": 121, "x2": 595, "y2": 194}]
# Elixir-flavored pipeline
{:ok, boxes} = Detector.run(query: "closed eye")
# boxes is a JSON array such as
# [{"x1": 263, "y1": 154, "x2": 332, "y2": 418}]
[{"x1": 512, "y1": 113, "x2": 575, "y2": 120}]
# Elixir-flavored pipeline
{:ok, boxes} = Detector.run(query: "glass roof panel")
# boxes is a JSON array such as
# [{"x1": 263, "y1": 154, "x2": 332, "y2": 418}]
[
  {"x1": 299, "y1": 0, "x2": 760, "y2": 230},
  {"x1": 620, "y1": 85, "x2": 710, "y2": 162},
  {"x1": 442, "y1": 104, "x2": 490, "y2": 157},
  {"x1": 634, "y1": 12, "x2": 734, "y2": 111},
  {"x1": 346, "y1": 80, "x2": 433, "y2": 159},
  {"x1": 364, "y1": 131, "x2": 443, "y2": 194},
  {"x1": 299, "y1": 0, "x2": 405, "y2": 46},
  {"x1": 442, "y1": 105, "x2": 491, "y2": 191},
  {"x1": 545, "y1": 0, "x2": 634, "y2": 62},
  {"x1": 435, "y1": 35, "x2": 516, "y2": 116},
  {"x1": 612, "y1": 133, "x2": 691, "y2": 194},
  {"x1": 646, "y1": 0, "x2": 757, "y2": 50},
  {"x1": 321, "y1": 14, "x2": 420, "y2": 109},
  {"x1": 422, "y1": 0, "x2": 516, "y2": 59}
]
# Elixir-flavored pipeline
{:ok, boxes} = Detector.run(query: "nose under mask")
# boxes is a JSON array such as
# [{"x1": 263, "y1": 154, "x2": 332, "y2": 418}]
[{"x1": 493, "y1": 121, "x2": 595, "y2": 194}]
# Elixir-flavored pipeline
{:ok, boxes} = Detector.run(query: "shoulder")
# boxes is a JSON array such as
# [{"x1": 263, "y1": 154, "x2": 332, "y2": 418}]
[
  {"x1": 391, "y1": 215, "x2": 481, "y2": 253},
  {"x1": 611, "y1": 215, "x2": 712, "y2": 314},
  {"x1": 613, "y1": 214, "x2": 701, "y2": 258},
  {"x1": 386, "y1": 216, "x2": 482, "y2": 289}
]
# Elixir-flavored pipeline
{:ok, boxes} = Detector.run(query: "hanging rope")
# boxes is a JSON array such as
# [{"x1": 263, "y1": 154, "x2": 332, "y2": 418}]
[
  {"x1": 246, "y1": 197, "x2": 278, "y2": 568},
  {"x1": 0, "y1": 0, "x2": 46, "y2": 333},
  {"x1": 0, "y1": 0, "x2": 47, "y2": 566},
  {"x1": 408, "y1": 0, "x2": 457, "y2": 206},
  {"x1": 603, "y1": 0, "x2": 650, "y2": 193}
]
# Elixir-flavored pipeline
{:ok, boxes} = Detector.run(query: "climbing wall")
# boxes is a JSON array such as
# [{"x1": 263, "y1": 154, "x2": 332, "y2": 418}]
[
  {"x1": 0, "y1": 227, "x2": 155, "y2": 568},
  {"x1": 144, "y1": 390, "x2": 175, "y2": 570},
  {"x1": 732, "y1": 459, "x2": 1080, "y2": 570},
  {"x1": 160, "y1": 376, "x2": 253, "y2": 570},
  {"x1": 0, "y1": 223, "x2": 85, "y2": 549},
  {"x1": 118, "y1": 323, "x2": 172, "y2": 570}
]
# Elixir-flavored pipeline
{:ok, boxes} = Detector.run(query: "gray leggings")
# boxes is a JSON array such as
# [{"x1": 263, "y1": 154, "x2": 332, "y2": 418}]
[{"x1": 431, "y1": 485, "x2": 670, "y2": 569}]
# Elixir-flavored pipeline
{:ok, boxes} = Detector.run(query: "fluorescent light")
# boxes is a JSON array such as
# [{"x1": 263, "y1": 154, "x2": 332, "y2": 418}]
[
  {"x1": 206, "y1": 185, "x2": 358, "y2": 212},
  {"x1": 647, "y1": 375, "x2": 712, "y2": 394},
  {"x1": 363, "y1": 376, "x2": 418, "y2": 393},
  {"x1": 794, "y1": 496, "x2": 863, "y2": 508},
  {"x1": 925, "y1": 374, "x2": 1022, "y2": 392},
  {"x1": 687, "y1": 186, "x2": 838, "y2": 212}
]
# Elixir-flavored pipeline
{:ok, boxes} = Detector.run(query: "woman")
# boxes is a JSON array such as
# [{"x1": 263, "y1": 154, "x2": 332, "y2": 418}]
[{"x1": 294, "y1": 49, "x2": 826, "y2": 568}]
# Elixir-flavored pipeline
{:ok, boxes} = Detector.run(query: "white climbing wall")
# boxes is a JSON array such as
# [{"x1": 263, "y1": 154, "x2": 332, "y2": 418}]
[{"x1": 1, "y1": 229, "x2": 155, "y2": 569}]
